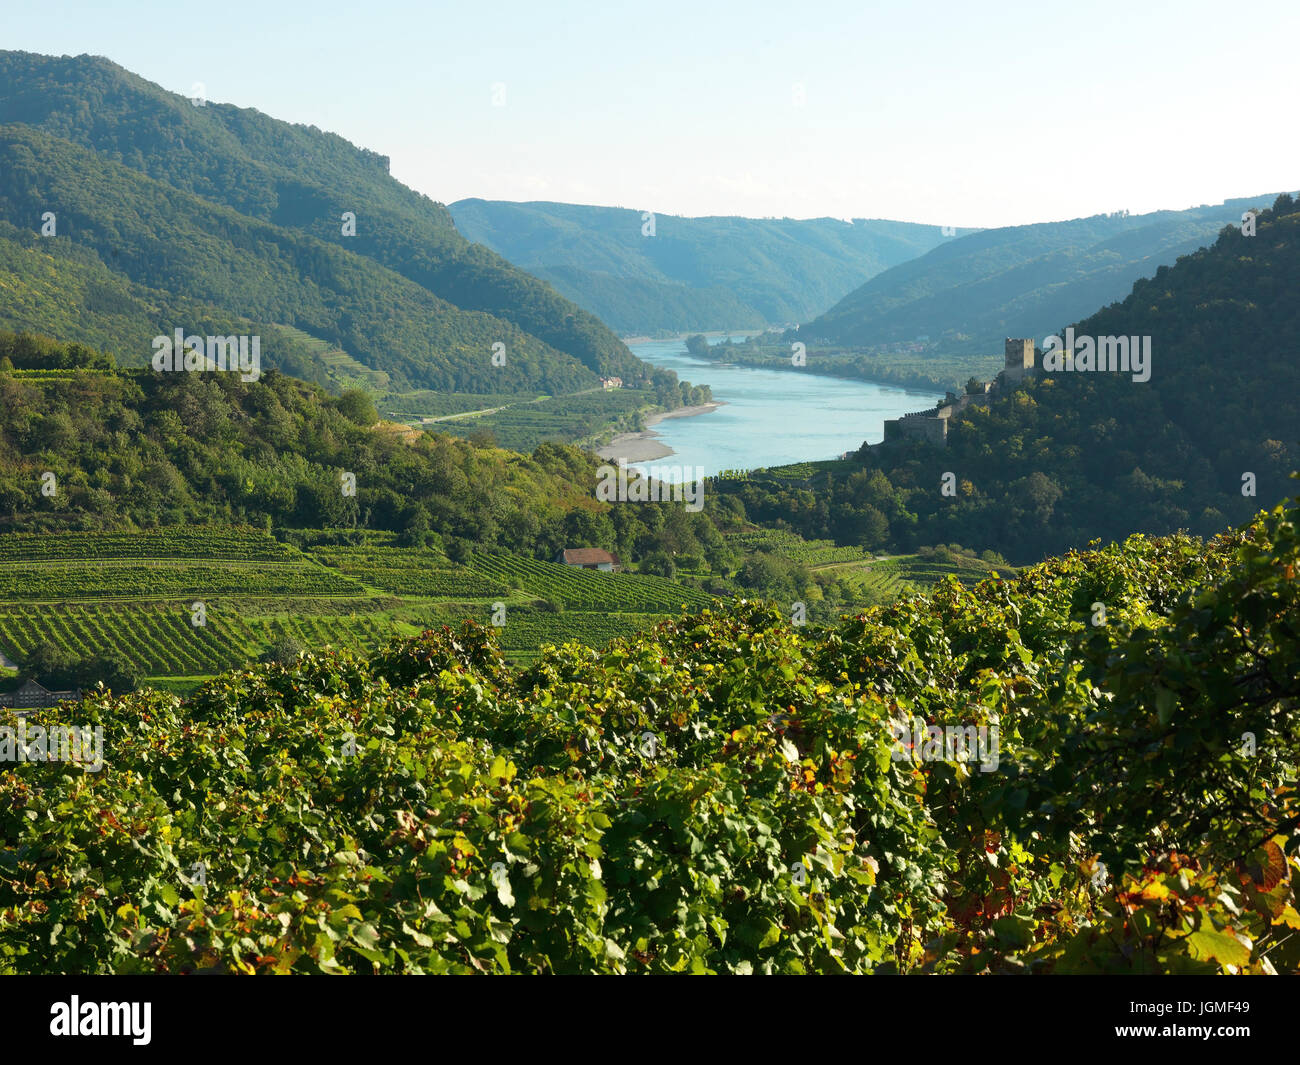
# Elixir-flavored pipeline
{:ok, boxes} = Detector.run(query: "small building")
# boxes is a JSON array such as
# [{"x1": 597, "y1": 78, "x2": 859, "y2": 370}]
[
  {"x1": 599, "y1": 376, "x2": 623, "y2": 389},
  {"x1": 555, "y1": 548, "x2": 622, "y2": 572},
  {"x1": 0, "y1": 678, "x2": 82, "y2": 709}
]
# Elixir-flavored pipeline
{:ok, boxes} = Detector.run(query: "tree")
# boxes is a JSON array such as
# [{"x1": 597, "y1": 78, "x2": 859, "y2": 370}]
[
  {"x1": 79, "y1": 652, "x2": 141, "y2": 693},
  {"x1": 640, "y1": 550, "x2": 675, "y2": 578},
  {"x1": 335, "y1": 389, "x2": 378, "y2": 427},
  {"x1": 684, "y1": 334, "x2": 710, "y2": 357},
  {"x1": 21, "y1": 641, "x2": 76, "y2": 689}
]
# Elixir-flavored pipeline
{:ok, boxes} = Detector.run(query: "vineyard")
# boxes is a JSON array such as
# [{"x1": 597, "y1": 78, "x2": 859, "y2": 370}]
[
  {"x1": 380, "y1": 391, "x2": 539, "y2": 420},
  {"x1": 311, "y1": 546, "x2": 507, "y2": 599},
  {"x1": 0, "y1": 603, "x2": 392, "y2": 676},
  {"x1": 275, "y1": 324, "x2": 391, "y2": 393},
  {"x1": 0, "y1": 529, "x2": 718, "y2": 686},
  {"x1": 0, "y1": 529, "x2": 385, "y2": 684},
  {"x1": 430, "y1": 388, "x2": 656, "y2": 451},
  {"x1": 477, "y1": 607, "x2": 666, "y2": 652},
  {"x1": 312, "y1": 545, "x2": 713, "y2": 612},
  {"x1": 0, "y1": 562, "x2": 364, "y2": 601},
  {"x1": 728, "y1": 530, "x2": 872, "y2": 566},
  {"x1": 0, "y1": 526, "x2": 1013, "y2": 688},
  {"x1": 754, "y1": 458, "x2": 854, "y2": 482},
  {"x1": 465, "y1": 553, "x2": 713, "y2": 612},
  {"x1": 0, "y1": 527, "x2": 301, "y2": 563},
  {"x1": 854, "y1": 552, "x2": 1015, "y2": 600},
  {"x1": 4, "y1": 496, "x2": 1298, "y2": 974}
]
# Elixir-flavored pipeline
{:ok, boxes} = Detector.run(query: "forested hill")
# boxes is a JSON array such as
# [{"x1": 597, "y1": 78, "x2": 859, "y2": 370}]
[
  {"x1": 721, "y1": 194, "x2": 1300, "y2": 564},
  {"x1": 0, "y1": 330, "x2": 734, "y2": 576},
  {"x1": 450, "y1": 199, "x2": 967, "y2": 334},
  {"x1": 0, "y1": 50, "x2": 642, "y2": 388},
  {"x1": 804, "y1": 197, "x2": 1276, "y2": 354}
]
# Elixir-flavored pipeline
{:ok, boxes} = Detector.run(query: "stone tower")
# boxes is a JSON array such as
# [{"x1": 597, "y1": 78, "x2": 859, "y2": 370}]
[
  {"x1": 1002, "y1": 338, "x2": 1035, "y2": 384},
  {"x1": 1005, "y1": 338, "x2": 1034, "y2": 370}
]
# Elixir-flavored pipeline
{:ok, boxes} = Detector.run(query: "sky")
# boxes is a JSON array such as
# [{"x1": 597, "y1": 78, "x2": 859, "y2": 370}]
[{"x1": 5, "y1": 0, "x2": 1298, "y2": 228}]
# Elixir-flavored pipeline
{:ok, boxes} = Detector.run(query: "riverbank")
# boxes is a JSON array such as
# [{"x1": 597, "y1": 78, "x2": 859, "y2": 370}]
[
  {"x1": 595, "y1": 401, "x2": 724, "y2": 463},
  {"x1": 620, "y1": 329, "x2": 766, "y2": 345}
]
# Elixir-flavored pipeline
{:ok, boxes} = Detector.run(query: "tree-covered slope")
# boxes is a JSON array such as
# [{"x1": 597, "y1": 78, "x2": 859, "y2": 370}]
[
  {"x1": 0, "y1": 125, "x2": 600, "y2": 393},
  {"x1": 0, "y1": 50, "x2": 642, "y2": 384},
  {"x1": 4, "y1": 489, "x2": 1296, "y2": 974},
  {"x1": 805, "y1": 197, "x2": 1278, "y2": 353},
  {"x1": 0, "y1": 331, "x2": 737, "y2": 581},
  {"x1": 450, "y1": 199, "x2": 965, "y2": 333},
  {"x1": 0, "y1": 219, "x2": 393, "y2": 391}
]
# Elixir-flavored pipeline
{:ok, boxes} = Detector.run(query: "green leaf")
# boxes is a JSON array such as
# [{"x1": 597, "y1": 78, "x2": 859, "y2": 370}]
[{"x1": 1185, "y1": 925, "x2": 1251, "y2": 968}]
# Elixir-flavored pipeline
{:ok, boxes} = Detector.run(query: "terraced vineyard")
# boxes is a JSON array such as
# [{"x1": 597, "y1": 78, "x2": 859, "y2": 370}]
[
  {"x1": 0, "y1": 525, "x2": 997, "y2": 686},
  {"x1": 729, "y1": 530, "x2": 871, "y2": 566},
  {"x1": 465, "y1": 553, "x2": 713, "y2": 612},
  {"x1": 0, "y1": 603, "x2": 392, "y2": 676},
  {"x1": 0, "y1": 527, "x2": 302, "y2": 563},
  {"x1": 312, "y1": 546, "x2": 506, "y2": 598},
  {"x1": 276, "y1": 324, "x2": 391, "y2": 392},
  {"x1": 0, "y1": 529, "x2": 720, "y2": 686},
  {"x1": 314, "y1": 544, "x2": 713, "y2": 612},
  {"x1": 0, "y1": 528, "x2": 387, "y2": 685},
  {"x1": 756, "y1": 458, "x2": 854, "y2": 481},
  {"x1": 478, "y1": 607, "x2": 668, "y2": 652},
  {"x1": 853, "y1": 552, "x2": 1017, "y2": 604},
  {"x1": 0, "y1": 562, "x2": 363, "y2": 601}
]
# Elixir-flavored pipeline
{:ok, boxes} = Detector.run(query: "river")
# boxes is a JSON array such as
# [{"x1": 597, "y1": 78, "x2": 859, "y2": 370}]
[{"x1": 621, "y1": 336, "x2": 942, "y2": 479}]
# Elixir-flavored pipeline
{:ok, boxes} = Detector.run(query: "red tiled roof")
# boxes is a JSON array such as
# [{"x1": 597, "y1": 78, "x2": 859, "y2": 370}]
[{"x1": 560, "y1": 548, "x2": 620, "y2": 566}]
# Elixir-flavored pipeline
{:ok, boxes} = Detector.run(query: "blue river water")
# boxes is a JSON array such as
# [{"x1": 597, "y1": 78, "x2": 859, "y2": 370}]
[{"x1": 626, "y1": 336, "x2": 942, "y2": 479}]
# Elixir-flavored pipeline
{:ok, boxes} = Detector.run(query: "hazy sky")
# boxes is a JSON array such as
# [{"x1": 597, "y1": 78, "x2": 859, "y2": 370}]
[{"x1": 7, "y1": 0, "x2": 1297, "y2": 227}]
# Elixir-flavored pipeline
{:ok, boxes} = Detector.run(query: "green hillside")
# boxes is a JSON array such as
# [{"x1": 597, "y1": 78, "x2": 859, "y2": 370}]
[
  {"x1": 0, "y1": 50, "x2": 645, "y2": 390},
  {"x1": 0, "y1": 124, "x2": 597, "y2": 394},
  {"x1": 450, "y1": 199, "x2": 967, "y2": 333},
  {"x1": 805, "y1": 198, "x2": 1278, "y2": 356}
]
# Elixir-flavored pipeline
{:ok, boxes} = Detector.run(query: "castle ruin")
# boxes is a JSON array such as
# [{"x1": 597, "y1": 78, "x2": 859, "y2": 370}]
[{"x1": 879, "y1": 338, "x2": 1037, "y2": 447}]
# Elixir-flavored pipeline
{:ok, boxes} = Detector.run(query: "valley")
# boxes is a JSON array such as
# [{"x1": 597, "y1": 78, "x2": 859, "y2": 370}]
[{"x1": 0, "y1": 21, "x2": 1296, "y2": 989}]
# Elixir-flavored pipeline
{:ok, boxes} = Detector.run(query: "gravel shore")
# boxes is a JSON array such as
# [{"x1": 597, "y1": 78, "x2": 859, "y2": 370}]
[{"x1": 595, "y1": 402, "x2": 723, "y2": 462}]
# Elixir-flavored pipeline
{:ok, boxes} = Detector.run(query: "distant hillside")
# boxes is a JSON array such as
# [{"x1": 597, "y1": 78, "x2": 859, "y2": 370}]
[
  {"x1": 805, "y1": 199, "x2": 1278, "y2": 354},
  {"x1": 450, "y1": 199, "x2": 968, "y2": 334},
  {"x1": 0, "y1": 50, "x2": 643, "y2": 389}
]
